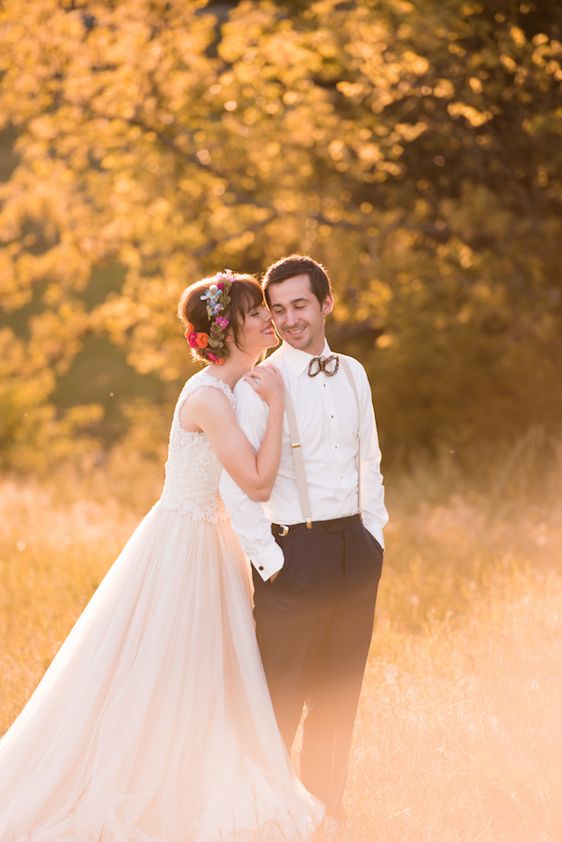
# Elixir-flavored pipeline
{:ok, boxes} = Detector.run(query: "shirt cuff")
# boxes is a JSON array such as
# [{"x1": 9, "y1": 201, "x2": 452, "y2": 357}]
[
  {"x1": 363, "y1": 520, "x2": 385, "y2": 550},
  {"x1": 249, "y1": 542, "x2": 285, "y2": 582}
]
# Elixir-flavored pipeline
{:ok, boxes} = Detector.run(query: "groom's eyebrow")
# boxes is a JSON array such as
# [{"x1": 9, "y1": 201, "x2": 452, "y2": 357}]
[{"x1": 271, "y1": 297, "x2": 308, "y2": 309}]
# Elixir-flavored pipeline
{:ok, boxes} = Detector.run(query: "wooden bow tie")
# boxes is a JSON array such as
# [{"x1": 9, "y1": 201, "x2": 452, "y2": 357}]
[{"x1": 307, "y1": 354, "x2": 340, "y2": 377}]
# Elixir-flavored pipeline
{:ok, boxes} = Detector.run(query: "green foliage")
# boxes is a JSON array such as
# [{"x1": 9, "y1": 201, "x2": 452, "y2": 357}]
[{"x1": 0, "y1": 0, "x2": 560, "y2": 469}]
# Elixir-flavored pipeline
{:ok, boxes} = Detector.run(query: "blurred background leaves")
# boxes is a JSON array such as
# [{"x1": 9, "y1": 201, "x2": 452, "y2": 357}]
[{"x1": 0, "y1": 0, "x2": 560, "y2": 472}]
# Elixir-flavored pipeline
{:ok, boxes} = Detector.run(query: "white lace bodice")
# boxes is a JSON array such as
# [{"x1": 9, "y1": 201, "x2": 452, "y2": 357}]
[{"x1": 157, "y1": 371, "x2": 236, "y2": 522}]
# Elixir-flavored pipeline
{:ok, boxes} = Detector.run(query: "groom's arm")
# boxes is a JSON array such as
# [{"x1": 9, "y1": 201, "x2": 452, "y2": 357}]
[
  {"x1": 219, "y1": 379, "x2": 284, "y2": 582},
  {"x1": 353, "y1": 359, "x2": 389, "y2": 548}
]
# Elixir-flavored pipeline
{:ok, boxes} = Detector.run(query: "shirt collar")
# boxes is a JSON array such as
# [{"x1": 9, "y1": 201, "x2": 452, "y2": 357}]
[{"x1": 277, "y1": 339, "x2": 332, "y2": 377}]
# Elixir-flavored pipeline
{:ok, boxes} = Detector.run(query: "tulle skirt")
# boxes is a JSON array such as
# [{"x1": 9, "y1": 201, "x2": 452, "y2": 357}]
[{"x1": 0, "y1": 503, "x2": 322, "y2": 841}]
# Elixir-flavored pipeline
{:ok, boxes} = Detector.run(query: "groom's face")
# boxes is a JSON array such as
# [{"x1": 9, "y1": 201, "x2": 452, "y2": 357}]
[{"x1": 268, "y1": 273, "x2": 333, "y2": 356}]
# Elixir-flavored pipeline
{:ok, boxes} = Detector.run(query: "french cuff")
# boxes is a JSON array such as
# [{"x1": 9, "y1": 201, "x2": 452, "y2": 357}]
[
  {"x1": 250, "y1": 542, "x2": 285, "y2": 582},
  {"x1": 363, "y1": 520, "x2": 385, "y2": 550}
]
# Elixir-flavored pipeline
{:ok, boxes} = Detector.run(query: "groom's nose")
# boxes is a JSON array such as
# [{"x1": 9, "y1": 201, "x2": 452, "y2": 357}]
[{"x1": 283, "y1": 308, "x2": 299, "y2": 328}]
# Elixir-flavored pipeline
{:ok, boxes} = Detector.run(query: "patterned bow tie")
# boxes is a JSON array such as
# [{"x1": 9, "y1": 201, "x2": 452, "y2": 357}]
[{"x1": 307, "y1": 354, "x2": 340, "y2": 377}]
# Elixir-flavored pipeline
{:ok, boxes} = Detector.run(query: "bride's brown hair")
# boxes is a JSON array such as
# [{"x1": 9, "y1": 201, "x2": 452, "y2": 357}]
[{"x1": 178, "y1": 272, "x2": 264, "y2": 365}]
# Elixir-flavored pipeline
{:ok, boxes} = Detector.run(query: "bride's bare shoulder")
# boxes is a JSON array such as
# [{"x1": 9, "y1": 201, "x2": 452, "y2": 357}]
[
  {"x1": 179, "y1": 379, "x2": 234, "y2": 432},
  {"x1": 184, "y1": 384, "x2": 231, "y2": 410}
]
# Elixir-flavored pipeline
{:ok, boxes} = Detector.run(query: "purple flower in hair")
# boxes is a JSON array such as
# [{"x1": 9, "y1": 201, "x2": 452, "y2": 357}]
[{"x1": 215, "y1": 269, "x2": 236, "y2": 285}]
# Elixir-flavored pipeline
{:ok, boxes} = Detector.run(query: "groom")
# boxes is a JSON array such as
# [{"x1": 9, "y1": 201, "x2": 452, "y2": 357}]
[{"x1": 220, "y1": 254, "x2": 388, "y2": 826}]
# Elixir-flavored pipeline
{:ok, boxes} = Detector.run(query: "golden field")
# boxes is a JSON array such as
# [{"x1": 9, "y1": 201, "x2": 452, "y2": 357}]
[{"x1": 1, "y1": 433, "x2": 561, "y2": 841}]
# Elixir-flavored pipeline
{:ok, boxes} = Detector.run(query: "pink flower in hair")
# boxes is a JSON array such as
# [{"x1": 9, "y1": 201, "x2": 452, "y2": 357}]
[
  {"x1": 186, "y1": 330, "x2": 199, "y2": 349},
  {"x1": 215, "y1": 316, "x2": 229, "y2": 330}
]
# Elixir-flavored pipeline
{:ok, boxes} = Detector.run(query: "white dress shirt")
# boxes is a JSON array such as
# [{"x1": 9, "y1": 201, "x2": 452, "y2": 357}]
[{"x1": 220, "y1": 341, "x2": 389, "y2": 581}]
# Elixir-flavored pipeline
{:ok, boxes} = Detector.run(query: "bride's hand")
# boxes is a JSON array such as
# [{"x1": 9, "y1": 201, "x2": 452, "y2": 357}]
[{"x1": 243, "y1": 365, "x2": 284, "y2": 408}]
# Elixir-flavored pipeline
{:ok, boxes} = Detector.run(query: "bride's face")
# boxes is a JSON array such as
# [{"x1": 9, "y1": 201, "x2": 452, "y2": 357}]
[{"x1": 237, "y1": 303, "x2": 279, "y2": 354}]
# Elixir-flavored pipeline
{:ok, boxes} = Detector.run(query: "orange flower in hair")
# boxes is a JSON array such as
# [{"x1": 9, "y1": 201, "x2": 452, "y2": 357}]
[{"x1": 196, "y1": 332, "x2": 209, "y2": 349}]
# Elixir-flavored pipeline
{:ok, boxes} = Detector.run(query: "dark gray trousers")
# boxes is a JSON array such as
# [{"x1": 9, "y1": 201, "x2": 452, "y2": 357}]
[{"x1": 252, "y1": 516, "x2": 383, "y2": 820}]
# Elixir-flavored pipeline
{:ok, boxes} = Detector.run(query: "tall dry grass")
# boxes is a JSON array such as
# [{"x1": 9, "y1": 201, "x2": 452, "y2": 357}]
[{"x1": 1, "y1": 431, "x2": 561, "y2": 840}]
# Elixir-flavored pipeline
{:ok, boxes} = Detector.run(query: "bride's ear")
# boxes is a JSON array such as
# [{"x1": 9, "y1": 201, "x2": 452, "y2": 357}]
[{"x1": 224, "y1": 332, "x2": 234, "y2": 345}]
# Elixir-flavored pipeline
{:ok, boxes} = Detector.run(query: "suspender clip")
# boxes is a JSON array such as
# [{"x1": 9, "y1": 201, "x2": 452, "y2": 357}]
[{"x1": 306, "y1": 519, "x2": 312, "y2": 529}]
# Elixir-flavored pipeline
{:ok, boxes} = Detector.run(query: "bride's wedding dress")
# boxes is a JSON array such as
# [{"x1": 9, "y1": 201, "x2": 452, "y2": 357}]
[{"x1": 0, "y1": 371, "x2": 322, "y2": 841}]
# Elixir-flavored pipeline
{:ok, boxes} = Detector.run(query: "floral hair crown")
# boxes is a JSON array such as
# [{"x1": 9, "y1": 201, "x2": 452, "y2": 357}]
[{"x1": 184, "y1": 269, "x2": 237, "y2": 366}]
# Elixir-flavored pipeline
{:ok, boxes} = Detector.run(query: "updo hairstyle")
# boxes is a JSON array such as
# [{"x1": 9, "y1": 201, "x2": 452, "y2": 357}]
[{"x1": 177, "y1": 272, "x2": 264, "y2": 365}]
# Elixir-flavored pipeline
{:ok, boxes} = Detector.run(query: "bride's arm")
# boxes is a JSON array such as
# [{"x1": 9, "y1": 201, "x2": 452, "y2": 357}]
[{"x1": 179, "y1": 369, "x2": 284, "y2": 502}]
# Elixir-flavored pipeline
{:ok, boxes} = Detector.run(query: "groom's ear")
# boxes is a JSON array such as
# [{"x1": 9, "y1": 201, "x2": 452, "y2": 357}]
[{"x1": 321, "y1": 294, "x2": 334, "y2": 317}]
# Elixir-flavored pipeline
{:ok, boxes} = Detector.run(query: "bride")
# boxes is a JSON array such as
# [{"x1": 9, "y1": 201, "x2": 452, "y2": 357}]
[{"x1": 0, "y1": 271, "x2": 322, "y2": 841}]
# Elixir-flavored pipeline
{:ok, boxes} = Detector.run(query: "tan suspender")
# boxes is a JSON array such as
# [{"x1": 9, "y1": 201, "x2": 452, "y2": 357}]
[
  {"x1": 284, "y1": 356, "x2": 361, "y2": 525},
  {"x1": 284, "y1": 387, "x2": 313, "y2": 527}
]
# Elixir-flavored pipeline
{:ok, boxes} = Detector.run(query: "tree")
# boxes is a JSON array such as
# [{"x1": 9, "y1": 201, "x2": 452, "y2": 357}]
[{"x1": 1, "y1": 0, "x2": 561, "y2": 469}]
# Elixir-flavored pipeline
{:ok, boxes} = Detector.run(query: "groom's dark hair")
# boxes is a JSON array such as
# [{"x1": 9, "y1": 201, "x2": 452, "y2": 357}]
[{"x1": 262, "y1": 255, "x2": 332, "y2": 307}]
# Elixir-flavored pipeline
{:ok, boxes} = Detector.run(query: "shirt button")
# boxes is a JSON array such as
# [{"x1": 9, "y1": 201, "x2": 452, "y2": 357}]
[{"x1": 258, "y1": 565, "x2": 264, "y2": 571}]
